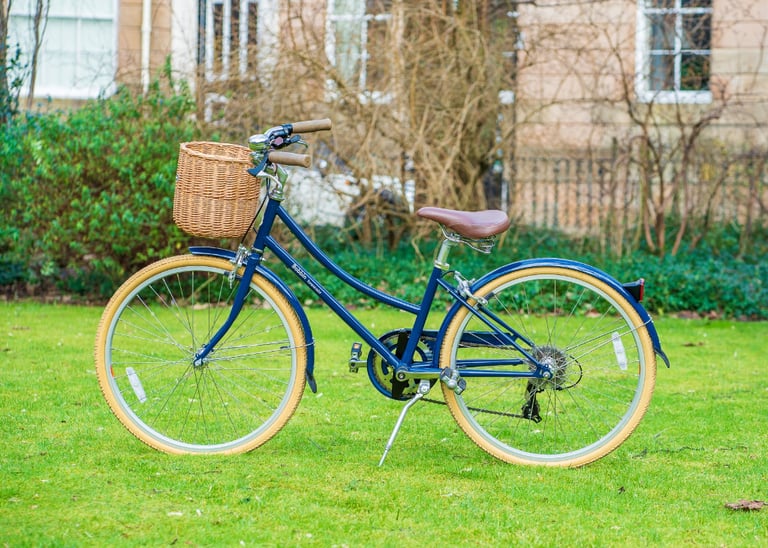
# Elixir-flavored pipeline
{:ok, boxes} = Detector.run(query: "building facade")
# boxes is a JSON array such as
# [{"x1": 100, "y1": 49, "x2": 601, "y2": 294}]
[
  {"x1": 513, "y1": 0, "x2": 768, "y2": 151},
  {"x1": 7, "y1": 1, "x2": 767, "y2": 149}
]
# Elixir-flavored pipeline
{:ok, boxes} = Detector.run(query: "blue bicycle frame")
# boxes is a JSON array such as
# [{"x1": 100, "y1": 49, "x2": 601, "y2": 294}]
[
  {"x1": 188, "y1": 180, "x2": 553, "y2": 386},
  {"x1": 190, "y1": 172, "x2": 669, "y2": 393}
]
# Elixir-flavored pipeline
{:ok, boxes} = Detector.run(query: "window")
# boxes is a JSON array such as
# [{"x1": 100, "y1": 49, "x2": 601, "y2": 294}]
[
  {"x1": 636, "y1": 0, "x2": 713, "y2": 104},
  {"x1": 200, "y1": 0, "x2": 278, "y2": 121},
  {"x1": 201, "y1": 0, "x2": 278, "y2": 82},
  {"x1": 8, "y1": 0, "x2": 117, "y2": 100},
  {"x1": 325, "y1": 0, "x2": 393, "y2": 102}
]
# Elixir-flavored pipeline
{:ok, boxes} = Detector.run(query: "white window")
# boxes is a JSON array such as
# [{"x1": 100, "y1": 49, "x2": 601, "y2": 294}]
[
  {"x1": 8, "y1": 0, "x2": 117, "y2": 100},
  {"x1": 636, "y1": 0, "x2": 713, "y2": 104},
  {"x1": 202, "y1": 0, "x2": 278, "y2": 82},
  {"x1": 325, "y1": 0, "x2": 392, "y2": 103}
]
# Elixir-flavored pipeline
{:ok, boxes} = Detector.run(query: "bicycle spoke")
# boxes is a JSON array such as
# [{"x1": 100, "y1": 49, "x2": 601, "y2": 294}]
[
  {"x1": 441, "y1": 267, "x2": 656, "y2": 466},
  {"x1": 96, "y1": 256, "x2": 307, "y2": 454}
]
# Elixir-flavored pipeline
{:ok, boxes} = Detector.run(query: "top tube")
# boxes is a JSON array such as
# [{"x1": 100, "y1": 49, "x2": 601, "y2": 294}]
[{"x1": 273, "y1": 205, "x2": 421, "y2": 315}]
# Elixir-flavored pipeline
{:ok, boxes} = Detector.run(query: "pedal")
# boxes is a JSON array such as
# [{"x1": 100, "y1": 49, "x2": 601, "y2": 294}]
[
  {"x1": 349, "y1": 342, "x2": 365, "y2": 373},
  {"x1": 440, "y1": 368, "x2": 466, "y2": 395}
]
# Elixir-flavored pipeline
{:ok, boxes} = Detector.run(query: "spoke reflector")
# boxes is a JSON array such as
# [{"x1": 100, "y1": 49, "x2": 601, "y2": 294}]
[
  {"x1": 126, "y1": 367, "x2": 148, "y2": 403},
  {"x1": 612, "y1": 332, "x2": 627, "y2": 370}
]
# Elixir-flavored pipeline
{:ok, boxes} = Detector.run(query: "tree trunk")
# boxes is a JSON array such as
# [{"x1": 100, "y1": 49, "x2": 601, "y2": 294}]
[
  {"x1": 26, "y1": 0, "x2": 49, "y2": 109},
  {"x1": 1, "y1": 0, "x2": 11, "y2": 124}
]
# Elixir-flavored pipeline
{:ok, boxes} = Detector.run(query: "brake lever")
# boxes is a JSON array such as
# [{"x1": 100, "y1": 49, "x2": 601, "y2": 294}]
[
  {"x1": 272, "y1": 135, "x2": 306, "y2": 149},
  {"x1": 264, "y1": 124, "x2": 290, "y2": 140}
]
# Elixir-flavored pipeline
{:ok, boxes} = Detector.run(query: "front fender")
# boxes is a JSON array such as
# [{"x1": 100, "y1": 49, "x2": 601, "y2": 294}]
[
  {"x1": 189, "y1": 246, "x2": 318, "y2": 390},
  {"x1": 440, "y1": 258, "x2": 670, "y2": 368}
]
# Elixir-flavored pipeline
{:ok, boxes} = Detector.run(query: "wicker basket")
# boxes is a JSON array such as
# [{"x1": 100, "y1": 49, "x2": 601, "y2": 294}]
[{"x1": 173, "y1": 141, "x2": 259, "y2": 238}]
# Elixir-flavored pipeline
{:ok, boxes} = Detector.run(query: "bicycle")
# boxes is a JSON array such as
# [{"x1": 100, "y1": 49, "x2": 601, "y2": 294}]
[{"x1": 94, "y1": 119, "x2": 670, "y2": 467}]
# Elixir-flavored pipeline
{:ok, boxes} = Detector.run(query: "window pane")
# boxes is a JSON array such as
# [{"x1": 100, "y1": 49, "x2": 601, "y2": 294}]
[
  {"x1": 680, "y1": 53, "x2": 709, "y2": 90},
  {"x1": 248, "y1": 1, "x2": 259, "y2": 48},
  {"x1": 46, "y1": 0, "x2": 80, "y2": 17},
  {"x1": 8, "y1": 3, "x2": 116, "y2": 97},
  {"x1": 81, "y1": 20, "x2": 114, "y2": 53},
  {"x1": 230, "y1": 1, "x2": 240, "y2": 71},
  {"x1": 335, "y1": 21, "x2": 361, "y2": 82},
  {"x1": 334, "y1": 0, "x2": 364, "y2": 17},
  {"x1": 649, "y1": 13, "x2": 676, "y2": 51},
  {"x1": 366, "y1": 16, "x2": 389, "y2": 91},
  {"x1": 77, "y1": 0, "x2": 116, "y2": 18},
  {"x1": 330, "y1": 0, "x2": 392, "y2": 93},
  {"x1": 212, "y1": 3, "x2": 224, "y2": 74},
  {"x1": 366, "y1": 0, "x2": 392, "y2": 15},
  {"x1": 641, "y1": 0, "x2": 711, "y2": 99},
  {"x1": 649, "y1": 53, "x2": 675, "y2": 90},
  {"x1": 682, "y1": 13, "x2": 711, "y2": 50},
  {"x1": 681, "y1": 0, "x2": 712, "y2": 8},
  {"x1": 44, "y1": 19, "x2": 78, "y2": 54},
  {"x1": 247, "y1": 1, "x2": 259, "y2": 72},
  {"x1": 80, "y1": 51, "x2": 117, "y2": 87},
  {"x1": 38, "y1": 51, "x2": 75, "y2": 88}
]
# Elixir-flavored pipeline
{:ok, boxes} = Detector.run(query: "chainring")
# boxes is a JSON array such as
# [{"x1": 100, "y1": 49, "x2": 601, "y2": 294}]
[{"x1": 366, "y1": 330, "x2": 435, "y2": 400}]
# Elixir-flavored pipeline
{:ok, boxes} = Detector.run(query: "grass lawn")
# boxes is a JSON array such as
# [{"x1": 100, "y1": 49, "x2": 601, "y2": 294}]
[{"x1": 1, "y1": 301, "x2": 766, "y2": 546}]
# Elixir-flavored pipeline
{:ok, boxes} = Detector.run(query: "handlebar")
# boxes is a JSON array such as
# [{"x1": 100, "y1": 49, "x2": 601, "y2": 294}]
[
  {"x1": 262, "y1": 118, "x2": 333, "y2": 141},
  {"x1": 249, "y1": 118, "x2": 332, "y2": 170}
]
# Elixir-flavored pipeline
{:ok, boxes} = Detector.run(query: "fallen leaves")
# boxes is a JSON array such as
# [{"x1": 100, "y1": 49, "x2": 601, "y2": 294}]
[{"x1": 724, "y1": 500, "x2": 765, "y2": 511}]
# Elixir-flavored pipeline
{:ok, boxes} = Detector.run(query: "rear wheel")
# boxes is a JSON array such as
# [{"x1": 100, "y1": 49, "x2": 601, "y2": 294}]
[
  {"x1": 439, "y1": 266, "x2": 656, "y2": 467},
  {"x1": 94, "y1": 255, "x2": 307, "y2": 454}
]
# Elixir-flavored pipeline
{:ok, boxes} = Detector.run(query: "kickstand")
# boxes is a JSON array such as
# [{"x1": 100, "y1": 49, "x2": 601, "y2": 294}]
[{"x1": 378, "y1": 380, "x2": 431, "y2": 467}]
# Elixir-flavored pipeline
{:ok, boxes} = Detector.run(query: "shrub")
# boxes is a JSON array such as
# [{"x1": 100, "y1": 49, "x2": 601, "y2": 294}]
[
  {"x1": 271, "y1": 223, "x2": 767, "y2": 320},
  {"x1": 0, "y1": 76, "x2": 765, "y2": 318},
  {"x1": 0, "y1": 76, "x2": 201, "y2": 298}
]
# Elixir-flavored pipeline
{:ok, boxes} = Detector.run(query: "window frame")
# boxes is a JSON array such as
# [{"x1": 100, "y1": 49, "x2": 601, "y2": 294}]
[
  {"x1": 7, "y1": 0, "x2": 118, "y2": 100},
  {"x1": 325, "y1": 0, "x2": 393, "y2": 104},
  {"x1": 635, "y1": 0, "x2": 713, "y2": 104},
  {"x1": 202, "y1": 0, "x2": 278, "y2": 83}
]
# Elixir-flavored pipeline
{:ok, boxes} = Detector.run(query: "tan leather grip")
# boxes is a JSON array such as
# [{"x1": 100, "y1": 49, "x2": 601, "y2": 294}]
[
  {"x1": 268, "y1": 151, "x2": 312, "y2": 168},
  {"x1": 290, "y1": 119, "x2": 332, "y2": 133}
]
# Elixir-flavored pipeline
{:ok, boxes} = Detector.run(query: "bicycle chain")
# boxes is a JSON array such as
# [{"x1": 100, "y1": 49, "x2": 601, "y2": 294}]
[{"x1": 421, "y1": 397, "x2": 529, "y2": 420}]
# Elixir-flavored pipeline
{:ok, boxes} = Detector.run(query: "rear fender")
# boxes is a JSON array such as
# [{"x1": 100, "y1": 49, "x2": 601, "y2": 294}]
[
  {"x1": 189, "y1": 246, "x2": 318, "y2": 390},
  {"x1": 440, "y1": 258, "x2": 670, "y2": 368}
]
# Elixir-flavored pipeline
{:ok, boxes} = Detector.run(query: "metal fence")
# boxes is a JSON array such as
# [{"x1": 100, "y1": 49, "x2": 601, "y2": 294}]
[{"x1": 506, "y1": 150, "x2": 768, "y2": 235}]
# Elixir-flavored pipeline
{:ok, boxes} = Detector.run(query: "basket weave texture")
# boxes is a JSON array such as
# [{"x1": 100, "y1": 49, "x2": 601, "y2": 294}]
[{"x1": 174, "y1": 141, "x2": 259, "y2": 238}]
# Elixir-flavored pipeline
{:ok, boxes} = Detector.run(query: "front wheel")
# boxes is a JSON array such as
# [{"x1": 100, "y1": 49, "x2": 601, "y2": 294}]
[
  {"x1": 94, "y1": 255, "x2": 308, "y2": 454},
  {"x1": 439, "y1": 266, "x2": 656, "y2": 467}
]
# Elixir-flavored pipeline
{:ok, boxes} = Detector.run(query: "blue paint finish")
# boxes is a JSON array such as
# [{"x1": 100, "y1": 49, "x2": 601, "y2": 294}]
[
  {"x1": 189, "y1": 246, "x2": 318, "y2": 391},
  {"x1": 437, "y1": 257, "x2": 670, "y2": 368}
]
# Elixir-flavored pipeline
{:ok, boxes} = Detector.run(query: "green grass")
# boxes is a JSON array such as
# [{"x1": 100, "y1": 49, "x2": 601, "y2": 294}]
[{"x1": 1, "y1": 301, "x2": 766, "y2": 546}]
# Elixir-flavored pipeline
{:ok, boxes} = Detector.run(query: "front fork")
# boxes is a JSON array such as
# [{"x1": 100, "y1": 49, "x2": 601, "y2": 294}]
[
  {"x1": 193, "y1": 169, "x2": 285, "y2": 367},
  {"x1": 192, "y1": 246, "x2": 259, "y2": 367}
]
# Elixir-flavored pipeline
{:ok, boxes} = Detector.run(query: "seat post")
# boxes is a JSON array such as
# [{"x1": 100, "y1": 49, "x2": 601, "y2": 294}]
[{"x1": 434, "y1": 231, "x2": 458, "y2": 270}]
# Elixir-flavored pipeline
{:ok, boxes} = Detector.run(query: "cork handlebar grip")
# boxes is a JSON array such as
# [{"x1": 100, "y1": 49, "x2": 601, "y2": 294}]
[
  {"x1": 267, "y1": 151, "x2": 312, "y2": 168},
  {"x1": 289, "y1": 119, "x2": 332, "y2": 133}
]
